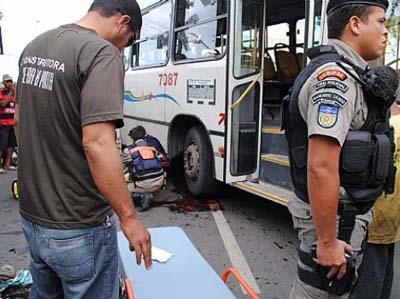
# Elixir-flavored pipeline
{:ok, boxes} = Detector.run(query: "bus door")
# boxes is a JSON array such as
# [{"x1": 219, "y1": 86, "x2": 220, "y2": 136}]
[
  {"x1": 224, "y1": 0, "x2": 265, "y2": 183},
  {"x1": 305, "y1": 0, "x2": 326, "y2": 50}
]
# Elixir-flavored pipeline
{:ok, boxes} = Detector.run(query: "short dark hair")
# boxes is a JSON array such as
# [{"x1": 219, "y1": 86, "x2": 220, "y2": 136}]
[
  {"x1": 129, "y1": 125, "x2": 146, "y2": 141},
  {"x1": 89, "y1": 0, "x2": 142, "y2": 32},
  {"x1": 328, "y1": 4, "x2": 373, "y2": 39}
]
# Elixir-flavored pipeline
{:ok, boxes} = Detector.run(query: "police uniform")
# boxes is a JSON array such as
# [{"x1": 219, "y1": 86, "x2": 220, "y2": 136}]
[
  {"x1": 288, "y1": 38, "x2": 373, "y2": 299},
  {"x1": 284, "y1": 1, "x2": 392, "y2": 298}
]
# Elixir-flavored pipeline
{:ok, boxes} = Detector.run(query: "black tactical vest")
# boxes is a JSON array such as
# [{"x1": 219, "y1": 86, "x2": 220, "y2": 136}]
[{"x1": 282, "y1": 45, "x2": 395, "y2": 212}]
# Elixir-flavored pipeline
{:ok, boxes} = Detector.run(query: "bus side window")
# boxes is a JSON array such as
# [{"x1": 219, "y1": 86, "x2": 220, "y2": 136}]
[
  {"x1": 137, "y1": 0, "x2": 162, "y2": 10},
  {"x1": 131, "y1": 1, "x2": 171, "y2": 68},
  {"x1": 265, "y1": 22, "x2": 289, "y2": 70},
  {"x1": 174, "y1": 0, "x2": 227, "y2": 61},
  {"x1": 296, "y1": 19, "x2": 305, "y2": 69}
]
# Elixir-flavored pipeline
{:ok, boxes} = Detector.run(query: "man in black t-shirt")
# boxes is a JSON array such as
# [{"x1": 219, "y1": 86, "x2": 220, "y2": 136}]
[{"x1": 15, "y1": 1, "x2": 151, "y2": 298}]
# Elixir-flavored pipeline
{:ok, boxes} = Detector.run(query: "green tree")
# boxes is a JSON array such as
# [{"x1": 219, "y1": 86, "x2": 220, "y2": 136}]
[{"x1": 385, "y1": 1, "x2": 400, "y2": 68}]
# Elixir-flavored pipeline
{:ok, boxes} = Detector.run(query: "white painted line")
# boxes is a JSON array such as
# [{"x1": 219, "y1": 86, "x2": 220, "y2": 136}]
[{"x1": 211, "y1": 209, "x2": 261, "y2": 295}]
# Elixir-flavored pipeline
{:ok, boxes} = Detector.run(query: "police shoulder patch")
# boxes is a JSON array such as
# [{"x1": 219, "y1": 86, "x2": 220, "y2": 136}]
[
  {"x1": 317, "y1": 104, "x2": 339, "y2": 128},
  {"x1": 315, "y1": 80, "x2": 349, "y2": 93},
  {"x1": 312, "y1": 92, "x2": 348, "y2": 107},
  {"x1": 317, "y1": 69, "x2": 347, "y2": 81}
]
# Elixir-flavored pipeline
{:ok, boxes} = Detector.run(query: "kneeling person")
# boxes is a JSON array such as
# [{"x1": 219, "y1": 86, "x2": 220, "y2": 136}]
[{"x1": 123, "y1": 128, "x2": 165, "y2": 211}]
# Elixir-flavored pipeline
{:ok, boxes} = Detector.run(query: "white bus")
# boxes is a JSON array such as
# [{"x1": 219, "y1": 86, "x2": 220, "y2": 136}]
[{"x1": 122, "y1": 0, "x2": 400, "y2": 203}]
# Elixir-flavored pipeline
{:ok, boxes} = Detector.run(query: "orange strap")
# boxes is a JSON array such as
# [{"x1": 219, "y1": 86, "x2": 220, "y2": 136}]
[
  {"x1": 221, "y1": 267, "x2": 260, "y2": 299},
  {"x1": 129, "y1": 146, "x2": 157, "y2": 159},
  {"x1": 125, "y1": 278, "x2": 135, "y2": 299}
]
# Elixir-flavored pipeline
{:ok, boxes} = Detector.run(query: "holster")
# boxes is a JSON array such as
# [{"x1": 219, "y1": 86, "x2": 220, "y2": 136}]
[
  {"x1": 298, "y1": 247, "x2": 356, "y2": 296},
  {"x1": 297, "y1": 200, "x2": 359, "y2": 296}
]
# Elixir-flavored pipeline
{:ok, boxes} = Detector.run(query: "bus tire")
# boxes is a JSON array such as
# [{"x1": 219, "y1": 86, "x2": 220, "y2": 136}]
[{"x1": 183, "y1": 125, "x2": 215, "y2": 197}]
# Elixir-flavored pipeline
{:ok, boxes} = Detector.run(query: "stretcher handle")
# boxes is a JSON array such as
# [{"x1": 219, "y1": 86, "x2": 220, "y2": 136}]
[
  {"x1": 221, "y1": 267, "x2": 260, "y2": 299},
  {"x1": 125, "y1": 278, "x2": 135, "y2": 299}
]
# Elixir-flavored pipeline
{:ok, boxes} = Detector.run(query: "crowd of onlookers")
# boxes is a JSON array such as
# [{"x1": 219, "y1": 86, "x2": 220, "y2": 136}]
[{"x1": 0, "y1": 74, "x2": 17, "y2": 174}]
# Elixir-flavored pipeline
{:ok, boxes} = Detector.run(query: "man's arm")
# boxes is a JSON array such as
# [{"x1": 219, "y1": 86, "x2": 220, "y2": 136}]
[
  {"x1": 308, "y1": 135, "x2": 352, "y2": 279},
  {"x1": 82, "y1": 121, "x2": 152, "y2": 270}
]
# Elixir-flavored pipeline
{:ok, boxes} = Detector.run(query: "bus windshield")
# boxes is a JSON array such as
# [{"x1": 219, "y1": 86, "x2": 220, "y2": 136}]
[{"x1": 234, "y1": 0, "x2": 264, "y2": 78}]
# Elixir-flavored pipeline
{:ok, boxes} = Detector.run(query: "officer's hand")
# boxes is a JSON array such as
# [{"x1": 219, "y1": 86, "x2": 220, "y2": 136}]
[
  {"x1": 314, "y1": 239, "x2": 353, "y2": 279},
  {"x1": 120, "y1": 217, "x2": 152, "y2": 270}
]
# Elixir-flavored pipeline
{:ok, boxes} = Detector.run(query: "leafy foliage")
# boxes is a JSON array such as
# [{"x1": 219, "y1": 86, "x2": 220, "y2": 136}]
[{"x1": 385, "y1": 1, "x2": 400, "y2": 68}]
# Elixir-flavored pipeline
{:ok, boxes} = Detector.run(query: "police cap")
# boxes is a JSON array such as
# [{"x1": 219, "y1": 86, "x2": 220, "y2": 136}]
[{"x1": 327, "y1": 0, "x2": 389, "y2": 15}]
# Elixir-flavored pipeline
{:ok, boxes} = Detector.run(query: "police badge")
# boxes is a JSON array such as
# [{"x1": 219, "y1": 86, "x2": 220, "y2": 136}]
[{"x1": 318, "y1": 104, "x2": 338, "y2": 128}]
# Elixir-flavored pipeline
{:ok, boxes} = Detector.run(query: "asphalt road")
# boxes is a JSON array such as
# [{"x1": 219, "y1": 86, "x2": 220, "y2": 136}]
[{"x1": 0, "y1": 171, "x2": 399, "y2": 298}]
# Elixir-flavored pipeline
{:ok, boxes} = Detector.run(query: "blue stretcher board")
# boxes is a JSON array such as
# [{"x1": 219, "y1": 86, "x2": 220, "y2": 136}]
[{"x1": 118, "y1": 226, "x2": 236, "y2": 299}]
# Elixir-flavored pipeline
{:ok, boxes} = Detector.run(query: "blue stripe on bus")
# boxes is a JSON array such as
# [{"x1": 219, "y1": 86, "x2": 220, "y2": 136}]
[{"x1": 124, "y1": 91, "x2": 180, "y2": 107}]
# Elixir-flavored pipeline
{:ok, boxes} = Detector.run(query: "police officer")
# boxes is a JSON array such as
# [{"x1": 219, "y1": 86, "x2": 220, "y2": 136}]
[{"x1": 283, "y1": 1, "x2": 392, "y2": 298}]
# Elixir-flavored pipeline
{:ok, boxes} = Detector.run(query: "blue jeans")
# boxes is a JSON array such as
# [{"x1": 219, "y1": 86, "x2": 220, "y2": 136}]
[{"x1": 21, "y1": 214, "x2": 118, "y2": 299}]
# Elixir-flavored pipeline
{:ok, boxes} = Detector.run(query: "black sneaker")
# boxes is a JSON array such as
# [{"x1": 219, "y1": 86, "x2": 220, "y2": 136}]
[
  {"x1": 137, "y1": 194, "x2": 153, "y2": 212},
  {"x1": 133, "y1": 195, "x2": 142, "y2": 208}
]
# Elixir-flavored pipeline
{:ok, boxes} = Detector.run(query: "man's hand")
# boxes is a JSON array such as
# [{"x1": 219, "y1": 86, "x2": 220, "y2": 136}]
[
  {"x1": 120, "y1": 217, "x2": 152, "y2": 270},
  {"x1": 314, "y1": 239, "x2": 353, "y2": 279},
  {"x1": 10, "y1": 84, "x2": 15, "y2": 94}
]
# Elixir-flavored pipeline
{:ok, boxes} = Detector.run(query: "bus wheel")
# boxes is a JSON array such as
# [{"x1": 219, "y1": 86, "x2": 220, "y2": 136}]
[{"x1": 183, "y1": 125, "x2": 215, "y2": 197}]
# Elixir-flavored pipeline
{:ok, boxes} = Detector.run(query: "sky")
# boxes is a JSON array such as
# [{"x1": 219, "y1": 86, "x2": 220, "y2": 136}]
[{"x1": 0, "y1": 0, "x2": 93, "y2": 78}]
